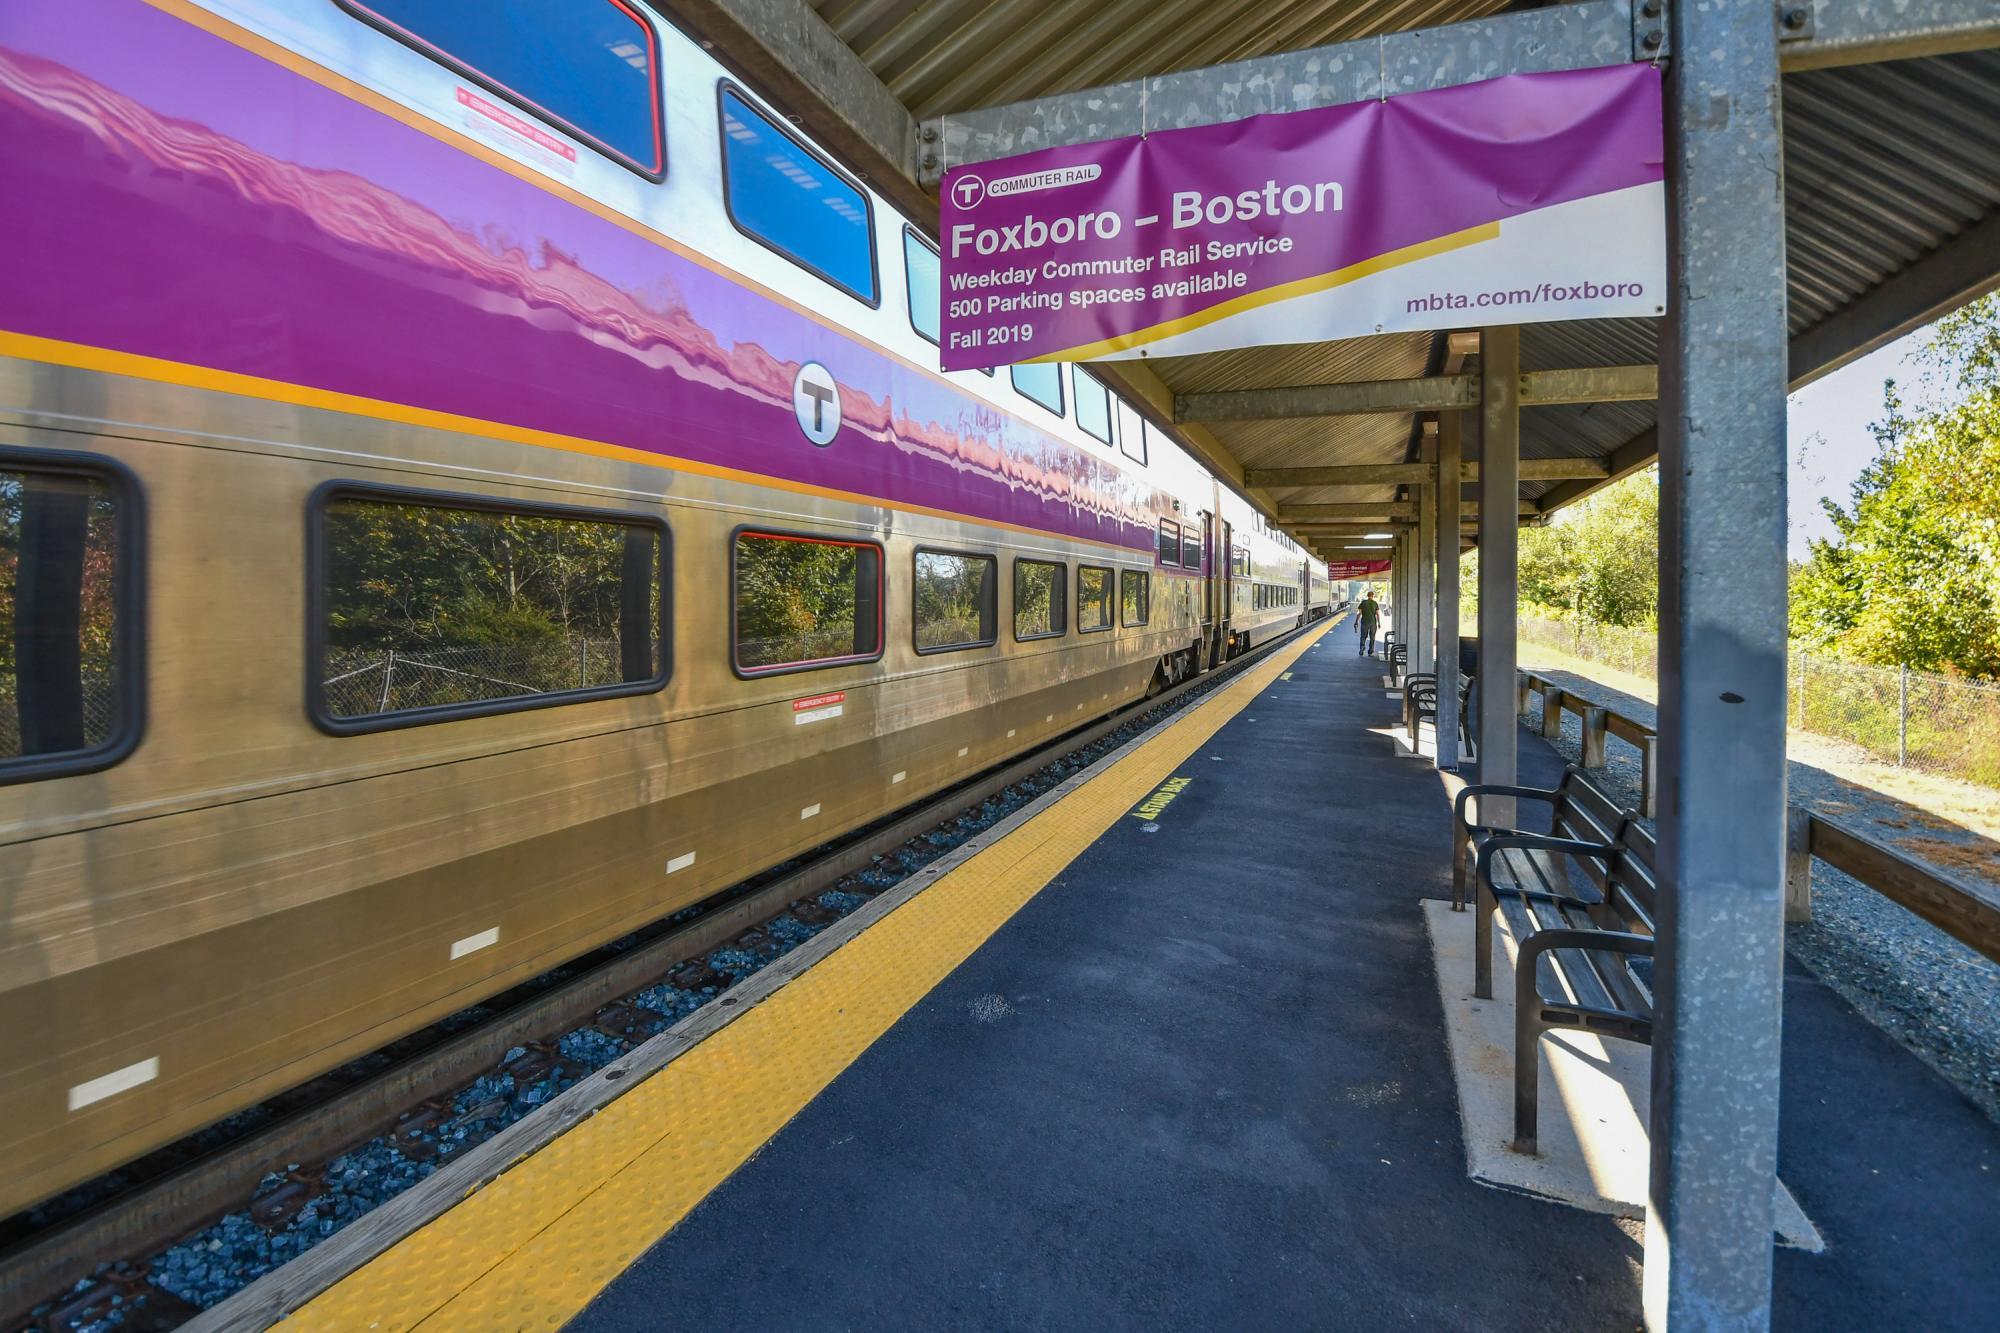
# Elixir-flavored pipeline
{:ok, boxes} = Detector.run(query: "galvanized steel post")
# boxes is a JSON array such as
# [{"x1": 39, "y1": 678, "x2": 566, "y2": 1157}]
[
  {"x1": 1476, "y1": 325, "x2": 1520, "y2": 818},
  {"x1": 1648, "y1": 3, "x2": 1791, "y2": 1327},
  {"x1": 1415, "y1": 448, "x2": 1436, "y2": 679},
  {"x1": 1434, "y1": 412, "x2": 1462, "y2": 771}
]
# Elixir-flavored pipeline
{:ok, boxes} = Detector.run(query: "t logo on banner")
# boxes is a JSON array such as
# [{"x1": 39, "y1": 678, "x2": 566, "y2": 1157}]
[{"x1": 951, "y1": 175, "x2": 986, "y2": 209}]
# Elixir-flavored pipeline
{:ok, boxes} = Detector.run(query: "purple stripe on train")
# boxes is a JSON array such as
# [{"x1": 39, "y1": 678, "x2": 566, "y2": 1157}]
[{"x1": 0, "y1": 0, "x2": 1167, "y2": 550}]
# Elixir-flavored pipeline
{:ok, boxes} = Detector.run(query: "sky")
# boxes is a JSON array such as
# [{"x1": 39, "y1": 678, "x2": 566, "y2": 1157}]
[{"x1": 1786, "y1": 325, "x2": 1932, "y2": 559}]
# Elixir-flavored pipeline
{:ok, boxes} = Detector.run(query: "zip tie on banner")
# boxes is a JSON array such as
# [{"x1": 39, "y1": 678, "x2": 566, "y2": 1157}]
[
  {"x1": 1141, "y1": 78, "x2": 1148, "y2": 138},
  {"x1": 1378, "y1": 35, "x2": 1388, "y2": 102}
]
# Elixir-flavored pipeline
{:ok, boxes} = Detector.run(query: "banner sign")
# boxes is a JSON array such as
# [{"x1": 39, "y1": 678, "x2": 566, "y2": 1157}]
[
  {"x1": 938, "y1": 64, "x2": 1663, "y2": 370},
  {"x1": 1326, "y1": 560, "x2": 1392, "y2": 579}
]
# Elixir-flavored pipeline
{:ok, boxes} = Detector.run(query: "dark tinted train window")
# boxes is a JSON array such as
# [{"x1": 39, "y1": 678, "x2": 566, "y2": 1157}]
[
  {"x1": 733, "y1": 530, "x2": 882, "y2": 675},
  {"x1": 721, "y1": 87, "x2": 877, "y2": 304},
  {"x1": 1011, "y1": 363, "x2": 1064, "y2": 417},
  {"x1": 0, "y1": 457, "x2": 137, "y2": 780},
  {"x1": 1232, "y1": 547, "x2": 1250, "y2": 577},
  {"x1": 914, "y1": 549, "x2": 997, "y2": 653},
  {"x1": 904, "y1": 229, "x2": 941, "y2": 344},
  {"x1": 1077, "y1": 565, "x2": 1113, "y2": 632},
  {"x1": 313, "y1": 489, "x2": 664, "y2": 730},
  {"x1": 1120, "y1": 570, "x2": 1148, "y2": 627},
  {"x1": 1157, "y1": 520, "x2": 1179, "y2": 566},
  {"x1": 1072, "y1": 369, "x2": 1112, "y2": 444},
  {"x1": 1014, "y1": 559, "x2": 1066, "y2": 641},
  {"x1": 336, "y1": 0, "x2": 663, "y2": 177},
  {"x1": 1181, "y1": 528, "x2": 1201, "y2": 571}
]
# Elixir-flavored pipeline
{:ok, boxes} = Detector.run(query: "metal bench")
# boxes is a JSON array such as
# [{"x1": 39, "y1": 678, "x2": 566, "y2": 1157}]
[
  {"x1": 1451, "y1": 767, "x2": 1655, "y2": 1154},
  {"x1": 1403, "y1": 670, "x2": 1473, "y2": 752}
]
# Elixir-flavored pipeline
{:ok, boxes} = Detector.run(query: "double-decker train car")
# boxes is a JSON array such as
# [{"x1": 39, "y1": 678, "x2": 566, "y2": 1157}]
[{"x1": 0, "y1": 0, "x2": 1320, "y2": 1215}]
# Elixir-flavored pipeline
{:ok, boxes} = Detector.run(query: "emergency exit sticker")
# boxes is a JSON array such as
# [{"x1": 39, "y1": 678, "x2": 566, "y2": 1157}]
[{"x1": 793, "y1": 691, "x2": 847, "y2": 724}]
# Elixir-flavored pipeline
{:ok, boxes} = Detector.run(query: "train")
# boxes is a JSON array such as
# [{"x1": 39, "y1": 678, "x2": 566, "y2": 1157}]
[{"x1": 0, "y1": 0, "x2": 1333, "y2": 1217}]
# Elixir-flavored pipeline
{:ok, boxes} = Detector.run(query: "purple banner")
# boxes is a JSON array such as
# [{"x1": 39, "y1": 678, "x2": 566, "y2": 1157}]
[{"x1": 939, "y1": 64, "x2": 1664, "y2": 369}]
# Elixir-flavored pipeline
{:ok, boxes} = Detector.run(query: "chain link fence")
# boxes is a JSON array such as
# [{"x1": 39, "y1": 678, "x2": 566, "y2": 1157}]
[
  {"x1": 1794, "y1": 652, "x2": 2000, "y2": 786},
  {"x1": 1514, "y1": 612, "x2": 2000, "y2": 790},
  {"x1": 322, "y1": 638, "x2": 628, "y2": 719},
  {"x1": 0, "y1": 675, "x2": 118, "y2": 759}
]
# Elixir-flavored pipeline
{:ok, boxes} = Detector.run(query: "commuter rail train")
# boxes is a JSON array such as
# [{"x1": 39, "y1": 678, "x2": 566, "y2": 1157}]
[{"x1": 0, "y1": 0, "x2": 1333, "y2": 1215}]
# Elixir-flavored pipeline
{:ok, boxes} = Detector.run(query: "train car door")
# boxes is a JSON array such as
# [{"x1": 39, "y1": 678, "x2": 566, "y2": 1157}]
[
  {"x1": 1199, "y1": 511, "x2": 1216, "y2": 630},
  {"x1": 1216, "y1": 518, "x2": 1233, "y2": 657}
]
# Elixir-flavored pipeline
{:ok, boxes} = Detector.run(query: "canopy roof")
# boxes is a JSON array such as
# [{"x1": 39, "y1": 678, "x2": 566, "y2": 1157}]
[{"x1": 671, "y1": 0, "x2": 2000, "y2": 556}]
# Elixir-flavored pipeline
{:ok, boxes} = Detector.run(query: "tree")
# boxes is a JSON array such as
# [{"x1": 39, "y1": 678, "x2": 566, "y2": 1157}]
[
  {"x1": 1511, "y1": 466, "x2": 1659, "y2": 629},
  {"x1": 1788, "y1": 295, "x2": 2000, "y2": 677}
]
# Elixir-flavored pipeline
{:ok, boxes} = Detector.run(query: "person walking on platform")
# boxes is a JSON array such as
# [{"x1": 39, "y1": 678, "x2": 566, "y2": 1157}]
[{"x1": 1357, "y1": 592, "x2": 1380, "y2": 657}]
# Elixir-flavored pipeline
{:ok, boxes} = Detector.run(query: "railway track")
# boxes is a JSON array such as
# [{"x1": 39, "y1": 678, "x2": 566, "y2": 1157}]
[{"x1": 7, "y1": 617, "x2": 1334, "y2": 1331}]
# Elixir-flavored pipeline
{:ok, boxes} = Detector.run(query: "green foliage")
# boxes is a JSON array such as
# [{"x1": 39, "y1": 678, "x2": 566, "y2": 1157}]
[
  {"x1": 1462, "y1": 468, "x2": 1659, "y2": 630},
  {"x1": 324, "y1": 499, "x2": 647, "y2": 650},
  {"x1": 914, "y1": 551, "x2": 995, "y2": 650},
  {"x1": 735, "y1": 535, "x2": 870, "y2": 668},
  {"x1": 1014, "y1": 560, "x2": 1061, "y2": 638},
  {"x1": 1788, "y1": 295, "x2": 2000, "y2": 678},
  {"x1": 1518, "y1": 469, "x2": 1658, "y2": 628}
]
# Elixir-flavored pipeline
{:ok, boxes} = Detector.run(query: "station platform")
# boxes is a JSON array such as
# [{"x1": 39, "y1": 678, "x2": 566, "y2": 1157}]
[{"x1": 272, "y1": 618, "x2": 1998, "y2": 1331}]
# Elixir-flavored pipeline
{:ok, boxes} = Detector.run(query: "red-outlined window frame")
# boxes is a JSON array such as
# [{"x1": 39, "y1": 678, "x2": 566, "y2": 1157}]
[
  {"x1": 1157, "y1": 519, "x2": 1181, "y2": 567},
  {"x1": 729, "y1": 527, "x2": 885, "y2": 679},
  {"x1": 333, "y1": 0, "x2": 667, "y2": 181}
]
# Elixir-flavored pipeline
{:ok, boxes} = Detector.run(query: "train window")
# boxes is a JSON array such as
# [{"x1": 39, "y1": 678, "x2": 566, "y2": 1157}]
[
  {"x1": 0, "y1": 451, "x2": 140, "y2": 783},
  {"x1": 1120, "y1": 570, "x2": 1149, "y2": 626},
  {"x1": 1123, "y1": 418, "x2": 1150, "y2": 466},
  {"x1": 732, "y1": 530, "x2": 882, "y2": 675},
  {"x1": 1010, "y1": 364, "x2": 1064, "y2": 418},
  {"x1": 310, "y1": 486, "x2": 666, "y2": 732},
  {"x1": 720, "y1": 86, "x2": 878, "y2": 305},
  {"x1": 1181, "y1": 528, "x2": 1201, "y2": 572},
  {"x1": 1232, "y1": 547, "x2": 1250, "y2": 577},
  {"x1": 1013, "y1": 559, "x2": 1067, "y2": 641},
  {"x1": 904, "y1": 228, "x2": 941, "y2": 345},
  {"x1": 1071, "y1": 368, "x2": 1112, "y2": 444},
  {"x1": 1157, "y1": 520, "x2": 1179, "y2": 566},
  {"x1": 1077, "y1": 565, "x2": 1113, "y2": 632},
  {"x1": 335, "y1": 0, "x2": 664, "y2": 179},
  {"x1": 914, "y1": 549, "x2": 998, "y2": 654}
]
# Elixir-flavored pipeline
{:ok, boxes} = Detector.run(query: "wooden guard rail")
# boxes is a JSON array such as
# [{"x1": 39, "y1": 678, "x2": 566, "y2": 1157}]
[{"x1": 1516, "y1": 670, "x2": 2000, "y2": 963}]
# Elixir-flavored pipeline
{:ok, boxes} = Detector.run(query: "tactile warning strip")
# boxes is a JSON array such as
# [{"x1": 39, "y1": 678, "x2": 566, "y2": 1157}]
[{"x1": 290, "y1": 621, "x2": 1333, "y2": 1330}]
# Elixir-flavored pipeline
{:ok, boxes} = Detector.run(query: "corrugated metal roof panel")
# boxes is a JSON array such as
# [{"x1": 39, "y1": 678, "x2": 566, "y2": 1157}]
[{"x1": 812, "y1": 0, "x2": 1510, "y2": 118}]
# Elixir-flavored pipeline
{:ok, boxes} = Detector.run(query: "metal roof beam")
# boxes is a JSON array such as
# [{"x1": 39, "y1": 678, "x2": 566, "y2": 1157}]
[
  {"x1": 1177, "y1": 365, "x2": 1656, "y2": 422},
  {"x1": 1788, "y1": 212, "x2": 2000, "y2": 390},
  {"x1": 649, "y1": 0, "x2": 927, "y2": 219},
  {"x1": 1278, "y1": 500, "x2": 1534, "y2": 522},
  {"x1": 1779, "y1": 0, "x2": 2000, "y2": 72},
  {"x1": 923, "y1": 1, "x2": 1643, "y2": 183},
  {"x1": 1246, "y1": 458, "x2": 1610, "y2": 488}
]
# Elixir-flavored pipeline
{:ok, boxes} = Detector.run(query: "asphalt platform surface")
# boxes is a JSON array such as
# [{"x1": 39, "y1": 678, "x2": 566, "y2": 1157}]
[{"x1": 572, "y1": 638, "x2": 1997, "y2": 1330}]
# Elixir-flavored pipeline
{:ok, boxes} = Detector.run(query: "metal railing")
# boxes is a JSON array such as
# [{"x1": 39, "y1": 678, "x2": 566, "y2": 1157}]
[
  {"x1": 1512, "y1": 670, "x2": 2000, "y2": 966},
  {"x1": 1513, "y1": 614, "x2": 2000, "y2": 791}
]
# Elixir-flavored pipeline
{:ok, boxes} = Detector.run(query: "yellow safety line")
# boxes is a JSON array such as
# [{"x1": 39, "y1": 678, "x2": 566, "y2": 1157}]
[{"x1": 290, "y1": 620, "x2": 1333, "y2": 1331}]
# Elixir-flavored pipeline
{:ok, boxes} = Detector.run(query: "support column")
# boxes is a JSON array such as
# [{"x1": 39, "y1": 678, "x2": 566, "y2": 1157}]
[
  {"x1": 1476, "y1": 325, "x2": 1520, "y2": 815},
  {"x1": 1648, "y1": 4, "x2": 1789, "y2": 1327},
  {"x1": 1435, "y1": 413, "x2": 1462, "y2": 770},
  {"x1": 1415, "y1": 454, "x2": 1436, "y2": 678}
]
